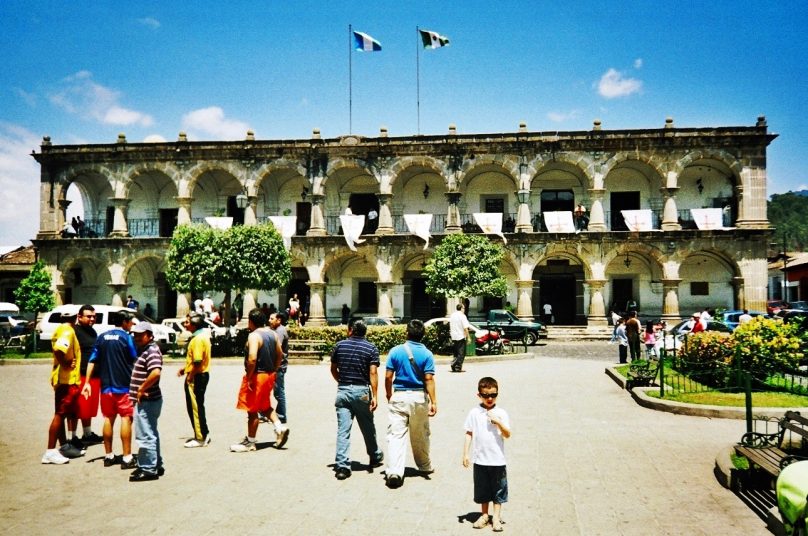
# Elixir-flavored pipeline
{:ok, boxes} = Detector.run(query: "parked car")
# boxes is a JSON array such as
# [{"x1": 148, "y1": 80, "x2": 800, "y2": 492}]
[
  {"x1": 349, "y1": 316, "x2": 395, "y2": 326},
  {"x1": 0, "y1": 314, "x2": 33, "y2": 337},
  {"x1": 655, "y1": 318, "x2": 732, "y2": 352},
  {"x1": 720, "y1": 310, "x2": 767, "y2": 331},
  {"x1": 480, "y1": 309, "x2": 547, "y2": 345},
  {"x1": 767, "y1": 300, "x2": 789, "y2": 316},
  {"x1": 424, "y1": 316, "x2": 489, "y2": 354},
  {"x1": 161, "y1": 317, "x2": 236, "y2": 349},
  {"x1": 37, "y1": 304, "x2": 176, "y2": 352}
]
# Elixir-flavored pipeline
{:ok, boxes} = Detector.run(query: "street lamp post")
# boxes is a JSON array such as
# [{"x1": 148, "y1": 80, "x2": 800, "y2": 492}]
[{"x1": 782, "y1": 231, "x2": 789, "y2": 302}]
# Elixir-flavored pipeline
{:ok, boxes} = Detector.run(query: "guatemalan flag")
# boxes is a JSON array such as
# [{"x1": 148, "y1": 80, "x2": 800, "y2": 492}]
[{"x1": 353, "y1": 31, "x2": 382, "y2": 52}]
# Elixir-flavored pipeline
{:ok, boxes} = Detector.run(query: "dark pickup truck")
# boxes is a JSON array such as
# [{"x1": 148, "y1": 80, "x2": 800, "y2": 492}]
[{"x1": 481, "y1": 309, "x2": 547, "y2": 345}]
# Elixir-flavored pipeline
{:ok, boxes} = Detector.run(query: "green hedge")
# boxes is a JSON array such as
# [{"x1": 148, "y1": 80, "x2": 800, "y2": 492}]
[{"x1": 288, "y1": 324, "x2": 449, "y2": 356}]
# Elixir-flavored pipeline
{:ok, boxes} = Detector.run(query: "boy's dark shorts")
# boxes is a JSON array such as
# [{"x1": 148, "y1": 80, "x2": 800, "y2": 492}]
[
  {"x1": 54, "y1": 384, "x2": 81, "y2": 417},
  {"x1": 473, "y1": 463, "x2": 508, "y2": 504}
]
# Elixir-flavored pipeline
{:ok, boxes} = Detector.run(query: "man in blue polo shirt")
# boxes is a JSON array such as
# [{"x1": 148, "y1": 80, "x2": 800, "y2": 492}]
[
  {"x1": 384, "y1": 319, "x2": 437, "y2": 488},
  {"x1": 330, "y1": 319, "x2": 384, "y2": 480}
]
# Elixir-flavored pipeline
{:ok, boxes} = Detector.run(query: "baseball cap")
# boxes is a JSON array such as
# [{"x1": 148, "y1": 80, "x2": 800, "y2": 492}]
[{"x1": 130, "y1": 322, "x2": 153, "y2": 334}]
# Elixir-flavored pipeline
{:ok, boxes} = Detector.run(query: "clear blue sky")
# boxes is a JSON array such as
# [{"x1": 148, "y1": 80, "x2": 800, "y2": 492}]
[{"x1": 1, "y1": 1, "x2": 806, "y2": 249}]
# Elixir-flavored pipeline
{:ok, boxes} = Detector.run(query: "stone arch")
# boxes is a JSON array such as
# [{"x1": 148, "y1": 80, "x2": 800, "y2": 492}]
[
  {"x1": 673, "y1": 149, "x2": 743, "y2": 179},
  {"x1": 254, "y1": 159, "x2": 308, "y2": 195},
  {"x1": 58, "y1": 254, "x2": 113, "y2": 304},
  {"x1": 533, "y1": 245, "x2": 590, "y2": 325},
  {"x1": 121, "y1": 162, "x2": 181, "y2": 195},
  {"x1": 679, "y1": 247, "x2": 740, "y2": 311},
  {"x1": 601, "y1": 152, "x2": 666, "y2": 181},
  {"x1": 322, "y1": 158, "x2": 376, "y2": 189},
  {"x1": 456, "y1": 155, "x2": 518, "y2": 188},
  {"x1": 388, "y1": 156, "x2": 446, "y2": 189},
  {"x1": 322, "y1": 248, "x2": 380, "y2": 283},
  {"x1": 184, "y1": 160, "x2": 245, "y2": 198}
]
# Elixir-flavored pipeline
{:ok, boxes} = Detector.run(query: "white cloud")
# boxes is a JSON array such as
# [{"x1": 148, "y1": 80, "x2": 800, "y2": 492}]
[
  {"x1": 143, "y1": 134, "x2": 167, "y2": 143},
  {"x1": 597, "y1": 68, "x2": 643, "y2": 99},
  {"x1": 0, "y1": 122, "x2": 42, "y2": 247},
  {"x1": 634, "y1": 58, "x2": 643, "y2": 69},
  {"x1": 13, "y1": 88, "x2": 37, "y2": 107},
  {"x1": 181, "y1": 107, "x2": 250, "y2": 140},
  {"x1": 49, "y1": 71, "x2": 154, "y2": 127},
  {"x1": 138, "y1": 17, "x2": 160, "y2": 29},
  {"x1": 547, "y1": 110, "x2": 581, "y2": 123}
]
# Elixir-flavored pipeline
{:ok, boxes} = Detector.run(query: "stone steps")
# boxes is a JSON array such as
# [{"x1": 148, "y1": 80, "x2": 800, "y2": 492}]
[{"x1": 546, "y1": 326, "x2": 612, "y2": 340}]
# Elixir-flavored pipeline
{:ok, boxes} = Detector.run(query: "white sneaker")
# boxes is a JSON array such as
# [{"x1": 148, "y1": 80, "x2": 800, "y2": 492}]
[
  {"x1": 203, "y1": 435, "x2": 211, "y2": 446},
  {"x1": 230, "y1": 437, "x2": 256, "y2": 452},
  {"x1": 42, "y1": 449, "x2": 70, "y2": 464},
  {"x1": 184, "y1": 439, "x2": 204, "y2": 448},
  {"x1": 275, "y1": 426, "x2": 289, "y2": 449}
]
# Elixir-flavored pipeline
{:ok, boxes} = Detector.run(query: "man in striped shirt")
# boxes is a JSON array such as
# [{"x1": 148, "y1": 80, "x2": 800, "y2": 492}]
[
  {"x1": 128, "y1": 322, "x2": 163, "y2": 481},
  {"x1": 330, "y1": 319, "x2": 384, "y2": 480}
]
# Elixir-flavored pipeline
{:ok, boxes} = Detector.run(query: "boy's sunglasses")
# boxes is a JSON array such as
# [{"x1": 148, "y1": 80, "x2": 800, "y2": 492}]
[{"x1": 478, "y1": 392, "x2": 498, "y2": 399}]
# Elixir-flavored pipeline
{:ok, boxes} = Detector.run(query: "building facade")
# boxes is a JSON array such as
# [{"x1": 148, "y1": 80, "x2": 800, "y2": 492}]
[{"x1": 32, "y1": 117, "x2": 775, "y2": 326}]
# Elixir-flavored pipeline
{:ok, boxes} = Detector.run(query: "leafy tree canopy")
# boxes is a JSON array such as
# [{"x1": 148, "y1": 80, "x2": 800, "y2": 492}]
[
  {"x1": 423, "y1": 233, "x2": 507, "y2": 299},
  {"x1": 14, "y1": 260, "x2": 55, "y2": 314},
  {"x1": 769, "y1": 192, "x2": 808, "y2": 251},
  {"x1": 165, "y1": 223, "x2": 291, "y2": 294}
]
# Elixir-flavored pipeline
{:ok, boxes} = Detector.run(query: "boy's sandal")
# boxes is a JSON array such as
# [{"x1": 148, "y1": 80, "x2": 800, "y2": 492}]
[
  {"x1": 472, "y1": 514, "x2": 490, "y2": 529},
  {"x1": 492, "y1": 518, "x2": 504, "y2": 532}
]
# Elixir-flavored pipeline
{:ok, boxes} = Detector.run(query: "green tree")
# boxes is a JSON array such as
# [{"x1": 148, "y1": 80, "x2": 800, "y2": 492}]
[
  {"x1": 769, "y1": 192, "x2": 808, "y2": 251},
  {"x1": 165, "y1": 223, "x2": 292, "y2": 324},
  {"x1": 423, "y1": 233, "x2": 508, "y2": 299},
  {"x1": 14, "y1": 260, "x2": 55, "y2": 315}
]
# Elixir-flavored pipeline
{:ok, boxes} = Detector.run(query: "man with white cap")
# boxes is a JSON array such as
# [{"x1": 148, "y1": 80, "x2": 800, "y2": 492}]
[{"x1": 128, "y1": 322, "x2": 164, "y2": 481}]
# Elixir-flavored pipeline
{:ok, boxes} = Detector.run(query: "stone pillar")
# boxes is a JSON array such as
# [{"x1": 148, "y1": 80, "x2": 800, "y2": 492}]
[
  {"x1": 244, "y1": 196, "x2": 258, "y2": 226},
  {"x1": 731, "y1": 277, "x2": 744, "y2": 310},
  {"x1": 307, "y1": 281, "x2": 326, "y2": 325},
  {"x1": 108, "y1": 198, "x2": 130, "y2": 237},
  {"x1": 515, "y1": 197, "x2": 532, "y2": 233},
  {"x1": 661, "y1": 188, "x2": 681, "y2": 230},
  {"x1": 587, "y1": 189, "x2": 607, "y2": 231},
  {"x1": 445, "y1": 192, "x2": 462, "y2": 233},
  {"x1": 108, "y1": 284, "x2": 127, "y2": 307},
  {"x1": 176, "y1": 292, "x2": 192, "y2": 317},
  {"x1": 58, "y1": 199, "x2": 72, "y2": 236},
  {"x1": 377, "y1": 282, "x2": 394, "y2": 319},
  {"x1": 661, "y1": 279, "x2": 681, "y2": 324},
  {"x1": 586, "y1": 279, "x2": 608, "y2": 326},
  {"x1": 55, "y1": 284, "x2": 68, "y2": 306},
  {"x1": 307, "y1": 194, "x2": 327, "y2": 236},
  {"x1": 515, "y1": 279, "x2": 534, "y2": 320},
  {"x1": 375, "y1": 193, "x2": 394, "y2": 235},
  {"x1": 176, "y1": 196, "x2": 192, "y2": 225}
]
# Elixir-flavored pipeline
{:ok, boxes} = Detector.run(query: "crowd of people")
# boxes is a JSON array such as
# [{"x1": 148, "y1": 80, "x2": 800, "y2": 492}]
[{"x1": 42, "y1": 311, "x2": 512, "y2": 526}]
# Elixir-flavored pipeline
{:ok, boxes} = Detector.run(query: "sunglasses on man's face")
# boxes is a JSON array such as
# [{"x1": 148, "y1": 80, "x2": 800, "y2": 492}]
[{"x1": 478, "y1": 392, "x2": 498, "y2": 399}]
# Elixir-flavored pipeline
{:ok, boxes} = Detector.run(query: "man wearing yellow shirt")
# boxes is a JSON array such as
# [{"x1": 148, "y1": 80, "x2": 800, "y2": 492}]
[
  {"x1": 177, "y1": 313, "x2": 212, "y2": 447},
  {"x1": 42, "y1": 310, "x2": 84, "y2": 464}
]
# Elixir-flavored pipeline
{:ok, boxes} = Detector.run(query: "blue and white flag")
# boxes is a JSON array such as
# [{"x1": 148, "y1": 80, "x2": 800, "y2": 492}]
[{"x1": 353, "y1": 31, "x2": 382, "y2": 52}]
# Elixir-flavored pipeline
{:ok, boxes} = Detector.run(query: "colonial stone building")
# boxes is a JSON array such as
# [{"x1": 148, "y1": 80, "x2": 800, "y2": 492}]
[{"x1": 32, "y1": 117, "x2": 775, "y2": 326}]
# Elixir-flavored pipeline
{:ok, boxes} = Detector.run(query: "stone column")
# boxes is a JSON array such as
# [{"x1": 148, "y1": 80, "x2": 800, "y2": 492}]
[
  {"x1": 445, "y1": 192, "x2": 462, "y2": 233},
  {"x1": 176, "y1": 292, "x2": 192, "y2": 317},
  {"x1": 732, "y1": 277, "x2": 745, "y2": 310},
  {"x1": 377, "y1": 282, "x2": 394, "y2": 319},
  {"x1": 586, "y1": 279, "x2": 608, "y2": 326},
  {"x1": 55, "y1": 284, "x2": 68, "y2": 306},
  {"x1": 58, "y1": 199, "x2": 72, "y2": 236},
  {"x1": 515, "y1": 279, "x2": 534, "y2": 320},
  {"x1": 307, "y1": 194, "x2": 327, "y2": 236},
  {"x1": 176, "y1": 196, "x2": 192, "y2": 225},
  {"x1": 108, "y1": 284, "x2": 127, "y2": 307},
  {"x1": 375, "y1": 193, "x2": 394, "y2": 235},
  {"x1": 515, "y1": 196, "x2": 532, "y2": 233},
  {"x1": 108, "y1": 198, "x2": 130, "y2": 237},
  {"x1": 661, "y1": 279, "x2": 681, "y2": 324},
  {"x1": 661, "y1": 188, "x2": 681, "y2": 230},
  {"x1": 587, "y1": 189, "x2": 607, "y2": 231},
  {"x1": 307, "y1": 282, "x2": 327, "y2": 325},
  {"x1": 244, "y1": 196, "x2": 258, "y2": 226}
]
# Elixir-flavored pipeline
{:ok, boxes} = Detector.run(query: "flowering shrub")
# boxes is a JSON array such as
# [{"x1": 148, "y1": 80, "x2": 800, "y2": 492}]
[
  {"x1": 676, "y1": 331, "x2": 735, "y2": 387},
  {"x1": 731, "y1": 317, "x2": 803, "y2": 380},
  {"x1": 289, "y1": 324, "x2": 444, "y2": 355}
]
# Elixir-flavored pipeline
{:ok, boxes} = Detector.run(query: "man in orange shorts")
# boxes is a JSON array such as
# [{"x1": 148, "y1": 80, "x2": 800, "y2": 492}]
[
  {"x1": 42, "y1": 310, "x2": 84, "y2": 464},
  {"x1": 230, "y1": 308, "x2": 288, "y2": 452},
  {"x1": 74, "y1": 305, "x2": 103, "y2": 447},
  {"x1": 82, "y1": 310, "x2": 137, "y2": 469}
]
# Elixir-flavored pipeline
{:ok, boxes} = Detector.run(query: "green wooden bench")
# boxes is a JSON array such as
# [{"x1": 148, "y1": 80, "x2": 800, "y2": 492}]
[
  {"x1": 288, "y1": 339, "x2": 328, "y2": 364},
  {"x1": 625, "y1": 358, "x2": 659, "y2": 390},
  {"x1": 736, "y1": 411, "x2": 808, "y2": 478}
]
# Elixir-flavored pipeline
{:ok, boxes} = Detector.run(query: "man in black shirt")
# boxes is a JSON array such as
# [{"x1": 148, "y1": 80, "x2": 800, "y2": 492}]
[{"x1": 74, "y1": 305, "x2": 102, "y2": 447}]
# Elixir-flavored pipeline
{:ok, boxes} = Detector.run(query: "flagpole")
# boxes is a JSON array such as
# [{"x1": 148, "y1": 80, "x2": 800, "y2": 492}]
[
  {"x1": 348, "y1": 24, "x2": 353, "y2": 135},
  {"x1": 416, "y1": 26, "x2": 421, "y2": 135}
]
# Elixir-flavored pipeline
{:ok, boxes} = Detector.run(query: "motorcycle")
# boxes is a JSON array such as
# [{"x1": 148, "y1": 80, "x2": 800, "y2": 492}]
[{"x1": 475, "y1": 326, "x2": 512, "y2": 355}]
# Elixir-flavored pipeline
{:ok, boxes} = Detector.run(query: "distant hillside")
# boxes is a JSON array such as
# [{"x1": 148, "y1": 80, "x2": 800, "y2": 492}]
[
  {"x1": 769, "y1": 192, "x2": 808, "y2": 250},
  {"x1": 794, "y1": 190, "x2": 808, "y2": 197}
]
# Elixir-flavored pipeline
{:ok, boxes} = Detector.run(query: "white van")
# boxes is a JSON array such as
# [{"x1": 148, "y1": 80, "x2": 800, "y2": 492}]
[
  {"x1": 37, "y1": 304, "x2": 176, "y2": 352},
  {"x1": 0, "y1": 302, "x2": 20, "y2": 314}
]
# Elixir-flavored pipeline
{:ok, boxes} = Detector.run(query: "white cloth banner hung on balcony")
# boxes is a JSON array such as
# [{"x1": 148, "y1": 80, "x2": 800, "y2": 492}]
[
  {"x1": 690, "y1": 208, "x2": 724, "y2": 230},
  {"x1": 543, "y1": 211, "x2": 575, "y2": 233},
  {"x1": 268, "y1": 216, "x2": 297, "y2": 250},
  {"x1": 473, "y1": 213, "x2": 507, "y2": 244},
  {"x1": 620, "y1": 209, "x2": 653, "y2": 232},
  {"x1": 403, "y1": 214, "x2": 433, "y2": 249},
  {"x1": 339, "y1": 214, "x2": 366, "y2": 251}
]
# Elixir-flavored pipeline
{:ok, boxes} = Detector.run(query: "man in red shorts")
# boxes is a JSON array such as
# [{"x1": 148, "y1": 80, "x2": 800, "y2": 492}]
[
  {"x1": 230, "y1": 308, "x2": 288, "y2": 452},
  {"x1": 81, "y1": 310, "x2": 137, "y2": 469},
  {"x1": 74, "y1": 305, "x2": 103, "y2": 447},
  {"x1": 42, "y1": 310, "x2": 84, "y2": 464}
]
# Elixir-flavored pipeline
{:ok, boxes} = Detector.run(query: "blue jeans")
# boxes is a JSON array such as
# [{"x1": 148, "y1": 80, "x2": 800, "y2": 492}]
[
  {"x1": 134, "y1": 398, "x2": 162, "y2": 474},
  {"x1": 274, "y1": 369, "x2": 287, "y2": 423},
  {"x1": 335, "y1": 385, "x2": 382, "y2": 470}
]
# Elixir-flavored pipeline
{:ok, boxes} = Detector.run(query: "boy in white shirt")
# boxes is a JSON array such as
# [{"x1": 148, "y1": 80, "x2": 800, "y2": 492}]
[{"x1": 463, "y1": 377, "x2": 511, "y2": 532}]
